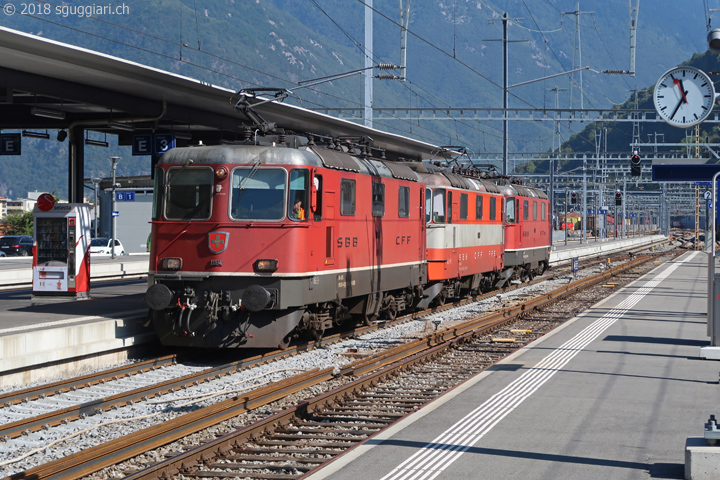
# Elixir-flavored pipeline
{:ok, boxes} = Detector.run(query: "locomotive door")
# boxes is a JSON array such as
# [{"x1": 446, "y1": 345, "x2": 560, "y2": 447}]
[{"x1": 323, "y1": 187, "x2": 335, "y2": 266}]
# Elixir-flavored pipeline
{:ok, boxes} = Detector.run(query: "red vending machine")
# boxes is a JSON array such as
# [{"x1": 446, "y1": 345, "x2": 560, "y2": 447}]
[{"x1": 32, "y1": 195, "x2": 92, "y2": 299}]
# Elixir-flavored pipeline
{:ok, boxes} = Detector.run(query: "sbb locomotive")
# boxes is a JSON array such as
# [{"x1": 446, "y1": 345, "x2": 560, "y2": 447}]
[{"x1": 145, "y1": 135, "x2": 550, "y2": 348}]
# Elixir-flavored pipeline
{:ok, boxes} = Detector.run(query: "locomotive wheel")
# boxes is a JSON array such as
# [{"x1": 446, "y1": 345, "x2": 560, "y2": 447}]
[
  {"x1": 363, "y1": 314, "x2": 377, "y2": 327},
  {"x1": 384, "y1": 306, "x2": 397, "y2": 321}
]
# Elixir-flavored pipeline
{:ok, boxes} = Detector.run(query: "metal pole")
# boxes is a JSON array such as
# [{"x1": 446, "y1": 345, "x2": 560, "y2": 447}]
[
  {"x1": 364, "y1": 0, "x2": 373, "y2": 128},
  {"x1": 582, "y1": 156, "x2": 587, "y2": 243},
  {"x1": 109, "y1": 156, "x2": 120, "y2": 259},
  {"x1": 564, "y1": 188, "x2": 568, "y2": 246},
  {"x1": 502, "y1": 12, "x2": 508, "y2": 175},
  {"x1": 92, "y1": 178, "x2": 100, "y2": 239}
]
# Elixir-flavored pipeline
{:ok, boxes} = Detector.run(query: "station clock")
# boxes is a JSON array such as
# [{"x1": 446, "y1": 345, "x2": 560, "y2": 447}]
[{"x1": 653, "y1": 66, "x2": 716, "y2": 128}]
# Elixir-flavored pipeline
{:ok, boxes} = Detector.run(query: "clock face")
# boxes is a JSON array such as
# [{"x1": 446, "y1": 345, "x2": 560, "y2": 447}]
[{"x1": 654, "y1": 67, "x2": 715, "y2": 127}]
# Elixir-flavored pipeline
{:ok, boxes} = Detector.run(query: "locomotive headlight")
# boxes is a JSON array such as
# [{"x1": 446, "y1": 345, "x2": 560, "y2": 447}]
[
  {"x1": 161, "y1": 257, "x2": 182, "y2": 270},
  {"x1": 254, "y1": 259, "x2": 278, "y2": 272},
  {"x1": 214, "y1": 167, "x2": 228, "y2": 181}
]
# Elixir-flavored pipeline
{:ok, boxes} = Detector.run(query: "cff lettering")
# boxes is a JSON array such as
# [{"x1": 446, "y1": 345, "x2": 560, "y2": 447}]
[
  {"x1": 337, "y1": 237, "x2": 358, "y2": 248},
  {"x1": 396, "y1": 235, "x2": 411, "y2": 245}
]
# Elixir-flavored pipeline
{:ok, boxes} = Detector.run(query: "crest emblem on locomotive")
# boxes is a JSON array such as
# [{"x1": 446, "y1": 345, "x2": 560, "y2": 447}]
[{"x1": 208, "y1": 231, "x2": 229, "y2": 254}]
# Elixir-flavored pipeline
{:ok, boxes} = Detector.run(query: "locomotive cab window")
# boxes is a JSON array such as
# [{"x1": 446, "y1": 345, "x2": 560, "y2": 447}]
[
  {"x1": 288, "y1": 169, "x2": 309, "y2": 221},
  {"x1": 340, "y1": 179, "x2": 356, "y2": 216},
  {"x1": 372, "y1": 182, "x2": 385, "y2": 217},
  {"x1": 165, "y1": 167, "x2": 213, "y2": 220},
  {"x1": 505, "y1": 197, "x2": 515, "y2": 223},
  {"x1": 398, "y1": 186, "x2": 410, "y2": 218},
  {"x1": 476, "y1": 195, "x2": 483, "y2": 220},
  {"x1": 425, "y1": 188, "x2": 432, "y2": 223},
  {"x1": 432, "y1": 189, "x2": 446, "y2": 223},
  {"x1": 490, "y1": 196, "x2": 497, "y2": 220},
  {"x1": 230, "y1": 167, "x2": 286, "y2": 221}
]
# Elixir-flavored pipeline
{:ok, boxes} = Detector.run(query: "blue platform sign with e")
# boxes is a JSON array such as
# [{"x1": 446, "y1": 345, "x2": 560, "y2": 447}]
[
  {"x1": 572, "y1": 257, "x2": 579, "y2": 273},
  {"x1": 0, "y1": 133, "x2": 21, "y2": 155},
  {"x1": 116, "y1": 191, "x2": 135, "y2": 202},
  {"x1": 132, "y1": 134, "x2": 153, "y2": 156}
]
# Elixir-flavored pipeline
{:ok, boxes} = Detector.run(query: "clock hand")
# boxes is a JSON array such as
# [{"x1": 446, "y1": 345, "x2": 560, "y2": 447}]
[
  {"x1": 669, "y1": 94, "x2": 685, "y2": 120},
  {"x1": 674, "y1": 78, "x2": 689, "y2": 104}
]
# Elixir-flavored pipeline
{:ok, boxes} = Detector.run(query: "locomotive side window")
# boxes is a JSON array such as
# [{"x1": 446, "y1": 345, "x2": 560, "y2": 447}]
[
  {"x1": 288, "y1": 169, "x2": 309, "y2": 221},
  {"x1": 541, "y1": 202, "x2": 546, "y2": 221},
  {"x1": 230, "y1": 167, "x2": 286, "y2": 221},
  {"x1": 447, "y1": 191, "x2": 453, "y2": 224},
  {"x1": 490, "y1": 196, "x2": 497, "y2": 220},
  {"x1": 425, "y1": 188, "x2": 432, "y2": 223},
  {"x1": 505, "y1": 197, "x2": 516, "y2": 223},
  {"x1": 432, "y1": 189, "x2": 445, "y2": 223},
  {"x1": 340, "y1": 179, "x2": 356, "y2": 216},
  {"x1": 523, "y1": 200, "x2": 529, "y2": 220},
  {"x1": 398, "y1": 186, "x2": 410, "y2": 218},
  {"x1": 476, "y1": 195, "x2": 483, "y2": 220},
  {"x1": 372, "y1": 182, "x2": 385, "y2": 217},
  {"x1": 165, "y1": 167, "x2": 213, "y2": 220},
  {"x1": 533, "y1": 201, "x2": 538, "y2": 220},
  {"x1": 152, "y1": 167, "x2": 163, "y2": 220},
  {"x1": 460, "y1": 193, "x2": 468, "y2": 220}
]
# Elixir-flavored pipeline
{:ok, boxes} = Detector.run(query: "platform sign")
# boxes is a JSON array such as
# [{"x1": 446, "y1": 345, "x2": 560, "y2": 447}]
[
  {"x1": 0, "y1": 133, "x2": 21, "y2": 155},
  {"x1": 112, "y1": 210, "x2": 119, "y2": 217},
  {"x1": 572, "y1": 257, "x2": 579, "y2": 273},
  {"x1": 599, "y1": 209, "x2": 608, "y2": 214},
  {"x1": 132, "y1": 134, "x2": 153, "y2": 156},
  {"x1": 115, "y1": 191, "x2": 135, "y2": 202},
  {"x1": 587, "y1": 209, "x2": 595, "y2": 214},
  {"x1": 154, "y1": 133, "x2": 175, "y2": 155}
]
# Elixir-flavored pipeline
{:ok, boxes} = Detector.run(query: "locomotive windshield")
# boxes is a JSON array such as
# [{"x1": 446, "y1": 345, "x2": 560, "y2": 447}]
[
  {"x1": 165, "y1": 167, "x2": 213, "y2": 220},
  {"x1": 231, "y1": 167, "x2": 286, "y2": 221}
]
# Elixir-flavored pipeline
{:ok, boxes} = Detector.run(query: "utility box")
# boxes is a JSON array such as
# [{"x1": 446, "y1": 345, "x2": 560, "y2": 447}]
[{"x1": 32, "y1": 199, "x2": 92, "y2": 299}]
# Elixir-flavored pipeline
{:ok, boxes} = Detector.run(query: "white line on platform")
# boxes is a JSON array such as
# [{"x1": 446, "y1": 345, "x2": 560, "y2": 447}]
[{"x1": 379, "y1": 251, "x2": 697, "y2": 480}]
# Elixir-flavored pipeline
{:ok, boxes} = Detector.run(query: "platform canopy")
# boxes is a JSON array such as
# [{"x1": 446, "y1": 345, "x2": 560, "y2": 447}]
[{"x1": 0, "y1": 27, "x2": 451, "y2": 201}]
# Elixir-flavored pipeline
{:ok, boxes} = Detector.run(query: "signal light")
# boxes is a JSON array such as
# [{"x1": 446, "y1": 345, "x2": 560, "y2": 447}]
[
  {"x1": 571, "y1": 192, "x2": 577, "y2": 205},
  {"x1": 631, "y1": 152, "x2": 641, "y2": 177},
  {"x1": 615, "y1": 192, "x2": 622, "y2": 206}
]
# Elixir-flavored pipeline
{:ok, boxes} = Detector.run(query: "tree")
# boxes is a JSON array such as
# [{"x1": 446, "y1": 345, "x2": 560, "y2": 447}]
[{"x1": 1, "y1": 211, "x2": 33, "y2": 236}]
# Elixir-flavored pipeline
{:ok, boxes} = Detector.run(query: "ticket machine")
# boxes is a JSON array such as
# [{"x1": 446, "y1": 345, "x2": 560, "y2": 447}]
[{"x1": 32, "y1": 196, "x2": 92, "y2": 298}]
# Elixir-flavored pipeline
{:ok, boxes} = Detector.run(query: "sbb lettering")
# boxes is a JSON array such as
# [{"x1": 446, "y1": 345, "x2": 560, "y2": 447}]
[{"x1": 337, "y1": 237, "x2": 358, "y2": 248}]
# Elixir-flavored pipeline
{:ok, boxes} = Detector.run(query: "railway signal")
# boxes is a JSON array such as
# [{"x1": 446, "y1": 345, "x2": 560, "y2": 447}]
[
  {"x1": 615, "y1": 191, "x2": 622, "y2": 206},
  {"x1": 631, "y1": 151, "x2": 641, "y2": 177},
  {"x1": 571, "y1": 192, "x2": 577, "y2": 204}
]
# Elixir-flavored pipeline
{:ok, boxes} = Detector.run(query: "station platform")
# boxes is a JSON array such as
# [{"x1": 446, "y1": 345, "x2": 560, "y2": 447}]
[{"x1": 308, "y1": 250, "x2": 717, "y2": 480}]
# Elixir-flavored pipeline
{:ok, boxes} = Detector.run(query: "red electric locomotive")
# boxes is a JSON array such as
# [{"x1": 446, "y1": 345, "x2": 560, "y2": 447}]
[
  {"x1": 413, "y1": 165, "x2": 505, "y2": 306},
  {"x1": 497, "y1": 183, "x2": 551, "y2": 282},
  {"x1": 145, "y1": 136, "x2": 429, "y2": 348}
]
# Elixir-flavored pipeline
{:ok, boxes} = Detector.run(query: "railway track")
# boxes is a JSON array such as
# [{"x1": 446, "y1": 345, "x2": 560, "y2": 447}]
[{"x1": 0, "y1": 249, "x2": 676, "y2": 480}]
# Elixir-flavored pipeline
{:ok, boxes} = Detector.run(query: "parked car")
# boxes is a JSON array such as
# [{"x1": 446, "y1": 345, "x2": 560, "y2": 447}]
[
  {"x1": 0, "y1": 235, "x2": 33, "y2": 256},
  {"x1": 0, "y1": 250, "x2": 6, "y2": 257},
  {"x1": 89, "y1": 238, "x2": 125, "y2": 255}
]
